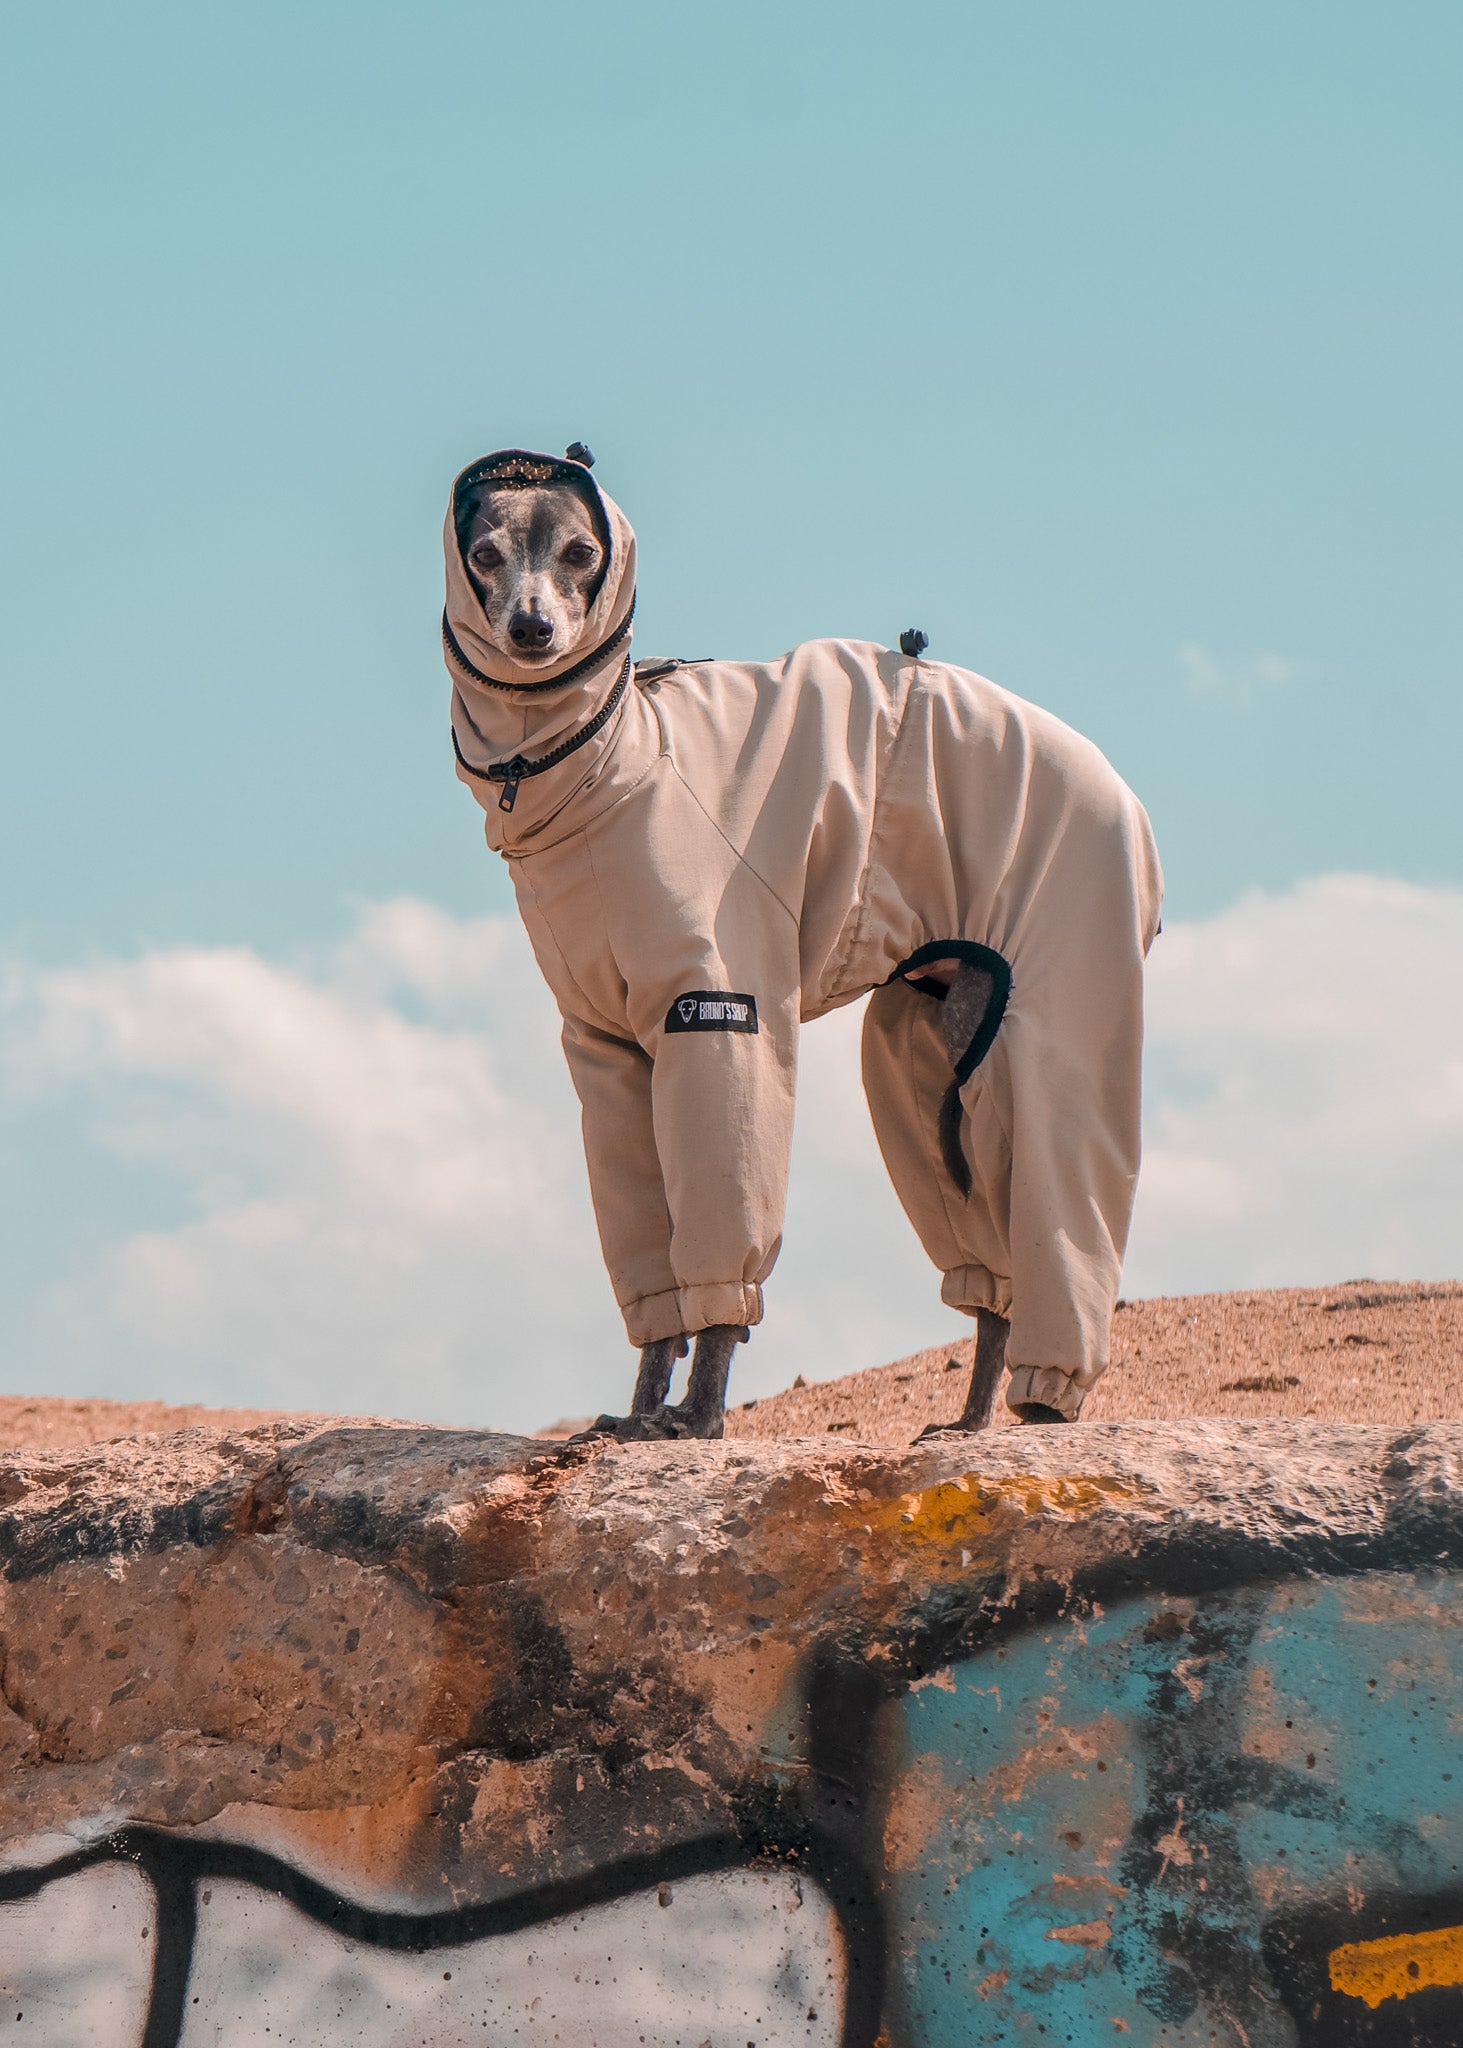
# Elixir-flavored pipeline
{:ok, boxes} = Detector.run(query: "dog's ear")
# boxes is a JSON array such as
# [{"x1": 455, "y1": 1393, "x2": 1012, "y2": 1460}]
[{"x1": 453, "y1": 478, "x2": 493, "y2": 553}]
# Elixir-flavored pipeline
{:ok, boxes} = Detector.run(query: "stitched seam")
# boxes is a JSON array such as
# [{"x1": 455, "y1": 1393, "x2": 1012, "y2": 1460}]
[
  {"x1": 820, "y1": 652, "x2": 919, "y2": 999},
  {"x1": 515, "y1": 862, "x2": 608, "y2": 1033},
  {"x1": 665, "y1": 760, "x2": 799, "y2": 932},
  {"x1": 624, "y1": 1284, "x2": 680, "y2": 1311},
  {"x1": 583, "y1": 828, "x2": 637, "y2": 1035}
]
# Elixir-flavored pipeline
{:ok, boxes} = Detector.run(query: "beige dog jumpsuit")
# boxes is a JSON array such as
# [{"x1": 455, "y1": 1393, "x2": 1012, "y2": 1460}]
[{"x1": 446, "y1": 451, "x2": 1163, "y2": 1418}]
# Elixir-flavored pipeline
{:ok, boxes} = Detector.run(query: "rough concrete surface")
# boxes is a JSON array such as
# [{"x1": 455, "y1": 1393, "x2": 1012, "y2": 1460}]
[{"x1": 4, "y1": 1411, "x2": 1463, "y2": 2042}]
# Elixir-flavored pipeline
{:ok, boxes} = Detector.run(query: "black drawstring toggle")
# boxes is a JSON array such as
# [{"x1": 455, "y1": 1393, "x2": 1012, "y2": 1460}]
[{"x1": 496, "y1": 757, "x2": 531, "y2": 812}]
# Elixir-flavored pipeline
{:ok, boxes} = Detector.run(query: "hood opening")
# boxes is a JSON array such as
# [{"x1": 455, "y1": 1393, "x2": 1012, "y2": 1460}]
[
  {"x1": 451, "y1": 448, "x2": 613, "y2": 608},
  {"x1": 444, "y1": 440, "x2": 641, "y2": 830}
]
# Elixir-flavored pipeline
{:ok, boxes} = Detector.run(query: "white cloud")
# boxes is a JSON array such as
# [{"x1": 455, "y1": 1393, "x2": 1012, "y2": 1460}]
[
  {"x1": 0, "y1": 902, "x2": 957, "y2": 1429},
  {"x1": 2, "y1": 875, "x2": 1460, "y2": 1431},
  {"x1": 0, "y1": 904, "x2": 610, "y2": 1430},
  {"x1": 1179, "y1": 641, "x2": 1308, "y2": 703},
  {"x1": 1126, "y1": 872, "x2": 1463, "y2": 1293}
]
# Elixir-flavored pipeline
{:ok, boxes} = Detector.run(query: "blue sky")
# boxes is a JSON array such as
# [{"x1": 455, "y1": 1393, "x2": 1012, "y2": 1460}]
[
  {"x1": 5, "y1": 0, "x2": 1459, "y2": 954},
  {"x1": 1, "y1": 5, "x2": 1459, "y2": 1425}
]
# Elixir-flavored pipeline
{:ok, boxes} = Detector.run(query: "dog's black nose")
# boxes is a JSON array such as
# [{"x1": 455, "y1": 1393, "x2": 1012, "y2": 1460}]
[{"x1": 509, "y1": 609, "x2": 555, "y2": 651}]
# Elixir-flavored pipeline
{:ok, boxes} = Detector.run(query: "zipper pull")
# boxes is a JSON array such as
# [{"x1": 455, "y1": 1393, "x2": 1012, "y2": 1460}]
[{"x1": 497, "y1": 756, "x2": 529, "y2": 813}]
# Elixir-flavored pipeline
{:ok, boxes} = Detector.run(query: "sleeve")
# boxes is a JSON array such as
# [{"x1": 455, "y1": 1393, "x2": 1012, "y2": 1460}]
[
  {"x1": 558, "y1": 1011, "x2": 680, "y2": 1346},
  {"x1": 636, "y1": 871, "x2": 802, "y2": 1343}
]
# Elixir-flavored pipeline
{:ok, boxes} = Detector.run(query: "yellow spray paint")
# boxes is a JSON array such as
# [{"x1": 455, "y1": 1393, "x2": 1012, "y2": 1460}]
[
  {"x1": 861, "y1": 1473, "x2": 1141, "y2": 1558},
  {"x1": 1329, "y1": 1921, "x2": 1463, "y2": 2009}
]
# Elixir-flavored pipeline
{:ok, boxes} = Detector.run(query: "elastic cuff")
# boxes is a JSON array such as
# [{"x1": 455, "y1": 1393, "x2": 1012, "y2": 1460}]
[
  {"x1": 623, "y1": 1282, "x2": 765, "y2": 1347},
  {"x1": 941, "y1": 1265, "x2": 1013, "y2": 1321},
  {"x1": 1004, "y1": 1366, "x2": 1088, "y2": 1422}
]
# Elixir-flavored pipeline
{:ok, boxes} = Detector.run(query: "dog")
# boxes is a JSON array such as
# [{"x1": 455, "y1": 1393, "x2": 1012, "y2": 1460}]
[{"x1": 445, "y1": 447, "x2": 1162, "y2": 1441}]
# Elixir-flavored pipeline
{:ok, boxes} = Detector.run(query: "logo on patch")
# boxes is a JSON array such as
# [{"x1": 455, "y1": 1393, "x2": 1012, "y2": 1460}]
[{"x1": 664, "y1": 991, "x2": 759, "y2": 1035}]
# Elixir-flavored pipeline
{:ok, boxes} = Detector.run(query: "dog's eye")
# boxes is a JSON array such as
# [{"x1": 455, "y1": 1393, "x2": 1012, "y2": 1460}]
[
  {"x1": 562, "y1": 540, "x2": 598, "y2": 568},
  {"x1": 470, "y1": 543, "x2": 503, "y2": 569}
]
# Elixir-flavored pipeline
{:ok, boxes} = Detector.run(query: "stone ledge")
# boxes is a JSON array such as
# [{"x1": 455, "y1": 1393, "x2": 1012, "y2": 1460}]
[{"x1": 3, "y1": 1419, "x2": 1462, "y2": 2044}]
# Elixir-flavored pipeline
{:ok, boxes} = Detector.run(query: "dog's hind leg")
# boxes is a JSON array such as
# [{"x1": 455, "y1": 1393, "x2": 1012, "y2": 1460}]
[
  {"x1": 962, "y1": 1306, "x2": 1009, "y2": 1427},
  {"x1": 917, "y1": 1306, "x2": 1008, "y2": 1438}
]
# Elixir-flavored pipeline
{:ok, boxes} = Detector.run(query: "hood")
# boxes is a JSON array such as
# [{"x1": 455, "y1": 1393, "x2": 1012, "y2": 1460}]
[{"x1": 444, "y1": 449, "x2": 641, "y2": 850}]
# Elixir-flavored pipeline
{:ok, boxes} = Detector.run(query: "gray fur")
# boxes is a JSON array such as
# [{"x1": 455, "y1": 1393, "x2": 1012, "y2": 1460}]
[
  {"x1": 938, "y1": 962, "x2": 994, "y2": 1199},
  {"x1": 917, "y1": 1305, "x2": 1010, "y2": 1440},
  {"x1": 940, "y1": 962, "x2": 995, "y2": 1068}
]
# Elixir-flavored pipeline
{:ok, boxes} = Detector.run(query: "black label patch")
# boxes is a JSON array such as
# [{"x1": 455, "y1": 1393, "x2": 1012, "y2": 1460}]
[{"x1": 664, "y1": 991, "x2": 759, "y2": 1035}]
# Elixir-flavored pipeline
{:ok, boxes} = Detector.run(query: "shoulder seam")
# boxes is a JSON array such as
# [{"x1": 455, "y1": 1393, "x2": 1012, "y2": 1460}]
[{"x1": 665, "y1": 760, "x2": 799, "y2": 929}]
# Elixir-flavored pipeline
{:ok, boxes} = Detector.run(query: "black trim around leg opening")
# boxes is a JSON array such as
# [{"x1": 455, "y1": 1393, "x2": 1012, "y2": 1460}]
[{"x1": 889, "y1": 939, "x2": 1013, "y2": 1085}]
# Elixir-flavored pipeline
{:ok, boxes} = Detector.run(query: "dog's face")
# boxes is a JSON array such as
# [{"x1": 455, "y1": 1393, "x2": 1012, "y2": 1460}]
[{"x1": 456, "y1": 483, "x2": 605, "y2": 668}]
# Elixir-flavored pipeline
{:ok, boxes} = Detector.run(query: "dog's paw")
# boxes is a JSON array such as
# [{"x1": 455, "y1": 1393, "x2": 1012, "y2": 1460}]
[
  {"x1": 915, "y1": 1418, "x2": 986, "y2": 1442},
  {"x1": 569, "y1": 1408, "x2": 721, "y2": 1444},
  {"x1": 567, "y1": 1412, "x2": 631, "y2": 1443},
  {"x1": 666, "y1": 1402, "x2": 725, "y2": 1441}
]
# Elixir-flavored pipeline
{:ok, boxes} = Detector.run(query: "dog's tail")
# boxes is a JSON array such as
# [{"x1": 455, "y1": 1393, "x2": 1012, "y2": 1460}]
[{"x1": 939, "y1": 1080, "x2": 972, "y2": 1199}]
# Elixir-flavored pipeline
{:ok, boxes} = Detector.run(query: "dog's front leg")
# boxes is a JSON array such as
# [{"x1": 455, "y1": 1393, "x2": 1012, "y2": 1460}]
[
  {"x1": 670, "y1": 1324, "x2": 748, "y2": 1440},
  {"x1": 572, "y1": 1336, "x2": 689, "y2": 1441},
  {"x1": 575, "y1": 1327, "x2": 741, "y2": 1443},
  {"x1": 631, "y1": 1335, "x2": 688, "y2": 1414}
]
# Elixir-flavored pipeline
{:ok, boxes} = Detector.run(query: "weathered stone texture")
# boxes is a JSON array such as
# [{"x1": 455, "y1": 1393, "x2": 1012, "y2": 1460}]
[{"x1": 3, "y1": 1418, "x2": 1463, "y2": 2044}]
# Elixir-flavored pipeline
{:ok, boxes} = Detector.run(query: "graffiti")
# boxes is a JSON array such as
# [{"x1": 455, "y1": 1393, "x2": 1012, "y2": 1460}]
[
  {"x1": 0, "y1": 1835, "x2": 849, "y2": 2047},
  {"x1": 7, "y1": 1571, "x2": 1463, "y2": 2044},
  {"x1": 1266, "y1": 1892, "x2": 1463, "y2": 2046},
  {"x1": 879, "y1": 1571, "x2": 1463, "y2": 2044},
  {"x1": 5, "y1": 1426, "x2": 1463, "y2": 2043}
]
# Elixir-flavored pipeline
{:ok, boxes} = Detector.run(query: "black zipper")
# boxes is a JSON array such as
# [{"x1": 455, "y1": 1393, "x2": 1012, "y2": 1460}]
[
  {"x1": 442, "y1": 596, "x2": 635, "y2": 697},
  {"x1": 451, "y1": 653, "x2": 633, "y2": 812}
]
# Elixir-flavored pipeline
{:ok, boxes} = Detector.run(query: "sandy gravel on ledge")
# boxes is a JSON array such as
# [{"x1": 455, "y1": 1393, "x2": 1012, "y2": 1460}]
[
  {"x1": 725, "y1": 1278, "x2": 1463, "y2": 1448},
  {"x1": 0, "y1": 1395, "x2": 390, "y2": 1454},
  {"x1": 1, "y1": 1281, "x2": 1458, "y2": 1453}
]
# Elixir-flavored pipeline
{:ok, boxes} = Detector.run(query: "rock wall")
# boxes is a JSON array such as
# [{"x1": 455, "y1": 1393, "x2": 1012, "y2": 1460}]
[{"x1": 1, "y1": 1417, "x2": 1462, "y2": 2044}]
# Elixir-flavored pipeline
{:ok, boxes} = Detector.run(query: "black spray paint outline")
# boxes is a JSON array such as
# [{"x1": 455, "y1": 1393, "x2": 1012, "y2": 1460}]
[
  {"x1": 0, "y1": 1797, "x2": 885, "y2": 2048},
  {"x1": 885, "y1": 1548, "x2": 1463, "y2": 2045},
  {"x1": 6, "y1": 1430, "x2": 1463, "y2": 2045}
]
